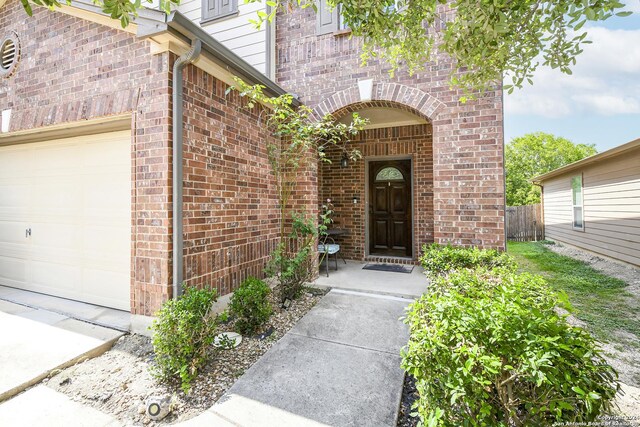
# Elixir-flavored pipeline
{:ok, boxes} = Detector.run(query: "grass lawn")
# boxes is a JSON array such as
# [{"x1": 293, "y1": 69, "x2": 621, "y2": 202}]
[{"x1": 507, "y1": 241, "x2": 640, "y2": 352}]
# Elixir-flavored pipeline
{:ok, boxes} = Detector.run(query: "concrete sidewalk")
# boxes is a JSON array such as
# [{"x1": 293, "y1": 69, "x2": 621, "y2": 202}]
[
  {"x1": 0, "y1": 288, "x2": 412, "y2": 427},
  {"x1": 0, "y1": 300, "x2": 123, "y2": 402},
  {"x1": 313, "y1": 261, "x2": 427, "y2": 299},
  {"x1": 206, "y1": 289, "x2": 410, "y2": 426}
]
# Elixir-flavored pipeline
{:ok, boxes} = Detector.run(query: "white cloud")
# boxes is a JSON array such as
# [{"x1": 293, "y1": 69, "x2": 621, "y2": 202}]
[
  {"x1": 573, "y1": 94, "x2": 640, "y2": 115},
  {"x1": 505, "y1": 26, "x2": 640, "y2": 118},
  {"x1": 624, "y1": 1, "x2": 640, "y2": 13}
]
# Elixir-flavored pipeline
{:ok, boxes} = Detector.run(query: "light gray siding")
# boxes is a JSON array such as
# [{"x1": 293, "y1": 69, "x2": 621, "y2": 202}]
[
  {"x1": 542, "y1": 148, "x2": 640, "y2": 266},
  {"x1": 176, "y1": 0, "x2": 268, "y2": 75}
]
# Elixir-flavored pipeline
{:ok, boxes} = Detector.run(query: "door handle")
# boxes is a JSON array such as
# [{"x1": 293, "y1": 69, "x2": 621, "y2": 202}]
[{"x1": 25, "y1": 228, "x2": 31, "y2": 238}]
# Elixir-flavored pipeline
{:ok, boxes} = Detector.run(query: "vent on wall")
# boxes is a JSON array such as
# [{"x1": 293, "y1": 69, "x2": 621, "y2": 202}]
[{"x1": 0, "y1": 34, "x2": 19, "y2": 77}]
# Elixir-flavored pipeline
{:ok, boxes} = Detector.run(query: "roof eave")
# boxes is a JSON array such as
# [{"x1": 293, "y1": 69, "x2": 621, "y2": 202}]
[
  {"x1": 532, "y1": 137, "x2": 640, "y2": 184},
  {"x1": 64, "y1": 2, "x2": 295, "y2": 103}
]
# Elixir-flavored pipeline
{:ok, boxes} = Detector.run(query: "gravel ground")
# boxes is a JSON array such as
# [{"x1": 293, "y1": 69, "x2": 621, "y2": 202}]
[
  {"x1": 545, "y1": 242, "x2": 640, "y2": 420},
  {"x1": 45, "y1": 287, "x2": 326, "y2": 425},
  {"x1": 545, "y1": 242, "x2": 640, "y2": 388}
]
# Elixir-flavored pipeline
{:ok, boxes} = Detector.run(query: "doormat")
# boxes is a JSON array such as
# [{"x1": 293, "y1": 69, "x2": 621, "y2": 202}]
[{"x1": 362, "y1": 264, "x2": 414, "y2": 274}]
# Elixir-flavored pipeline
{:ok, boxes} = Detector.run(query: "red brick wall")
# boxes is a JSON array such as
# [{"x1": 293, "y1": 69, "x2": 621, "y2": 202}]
[
  {"x1": 276, "y1": 7, "x2": 505, "y2": 251},
  {"x1": 180, "y1": 65, "x2": 283, "y2": 295},
  {"x1": 0, "y1": 2, "x2": 173, "y2": 315},
  {"x1": 320, "y1": 124, "x2": 433, "y2": 261}
]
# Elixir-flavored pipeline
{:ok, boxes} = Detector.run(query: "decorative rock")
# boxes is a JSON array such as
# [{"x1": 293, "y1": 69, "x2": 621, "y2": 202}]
[
  {"x1": 146, "y1": 395, "x2": 171, "y2": 421},
  {"x1": 257, "y1": 326, "x2": 275, "y2": 341},
  {"x1": 213, "y1": 332, "x2": 242, "y2": 349}
]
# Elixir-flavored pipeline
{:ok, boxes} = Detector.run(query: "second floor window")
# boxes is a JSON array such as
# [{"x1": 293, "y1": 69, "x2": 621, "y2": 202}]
[{"x1": 202, "y1": 0, "x2": 238, "y2": 24}]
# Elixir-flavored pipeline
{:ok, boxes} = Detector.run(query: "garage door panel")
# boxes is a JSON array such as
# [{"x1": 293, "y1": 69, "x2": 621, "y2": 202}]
[
  {"x1": 32, "y1": 177, "x2": 82, "y2": 218},
  {"x1": 0, "y1": 221, "x2": 31, "y2": 245},
  {"x1": 0, "y1": 255, "x2": 28, "y2": 285},
  {"x1": 0, "y1": 130, "x2": 131, "y2": 310},
  {"x1": 0, "y1": 182, "x2": 31, "y2": 216},
  {"x1": 0, "y1": 149, "x2": 33, "y2": 178},
  {"x1": 84, "y1": 178, "x2": 130, "y2": 219},
  {"x1": 30, "y1": 259, "x2": 81, "y2": 293},
  {"x1": 31, "y1": 144, "x2": 80, "y2": 175},
  {"x1": 83, "y1": 225, "x2": 130, "y2": 266},
  {"x1": 84, "y1": 269, "x2": 130, "y2": 310},
  {"x1": 83, "y1": 138, "x2": 129, "y2": 167},
  {"x1": 31, "y1": 222, "x2": 81, "y2": 251}
]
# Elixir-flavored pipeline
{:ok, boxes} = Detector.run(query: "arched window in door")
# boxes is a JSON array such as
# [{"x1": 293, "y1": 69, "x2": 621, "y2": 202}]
[{"x1": 375, "y1": 166, "x2": 404, "y2": 181}]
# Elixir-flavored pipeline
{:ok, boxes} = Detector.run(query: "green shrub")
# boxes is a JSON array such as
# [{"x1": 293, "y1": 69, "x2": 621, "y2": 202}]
[
  {"x1": 402, "y1": 268, "x2": 620, "y2": 427},
  {"x1": 419, "y1": 243, "x2": 516, "y2": 277},
  {"x1": 266, "y1": 212, "x2": 317, "y2": 302},
  {"x1": 230, "y1": 277, "x2": 273, "y2": 335},
  {"x1": 150, "y1": 286, "x2": 218, "y2": 394}
]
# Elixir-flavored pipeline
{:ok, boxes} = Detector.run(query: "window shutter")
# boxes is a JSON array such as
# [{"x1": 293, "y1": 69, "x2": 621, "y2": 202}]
[
  {"x1": 202, "y1": 0, "x2": 217, "y2": 20},
  {"x1": 202, "y1": 0, "x2": 237, "y2": 22},
  {"x1": 316, "y1": 0, "x2": 338, "y2": 35},
  {"x1": 219, "y1": 0, "x2": 236, "y2": 16}
]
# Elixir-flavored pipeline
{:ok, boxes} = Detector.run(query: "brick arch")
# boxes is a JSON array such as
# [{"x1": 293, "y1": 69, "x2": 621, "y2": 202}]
[{"x1": 312, "y1": 82, "x2": 445, "y2": 121}]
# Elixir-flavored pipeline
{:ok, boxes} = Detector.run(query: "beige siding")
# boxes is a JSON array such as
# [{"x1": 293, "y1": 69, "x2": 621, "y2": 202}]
[
  {"x1": 176, "y1": 0, "x2": 267, "y2": 75},
  {"x1": 542, "y1": 148, "x2": 640, "y2": 266}
]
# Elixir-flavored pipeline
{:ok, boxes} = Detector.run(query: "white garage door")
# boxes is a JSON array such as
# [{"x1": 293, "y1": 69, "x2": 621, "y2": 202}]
[{"x1": 0, "y1": 131, "x2": 131, "y2": 311}]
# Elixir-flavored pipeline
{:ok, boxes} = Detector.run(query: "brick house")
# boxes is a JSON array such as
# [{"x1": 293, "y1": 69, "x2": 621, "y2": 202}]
[{"x1": 0, "y1": 0, "x2": 505, "y2": 318}]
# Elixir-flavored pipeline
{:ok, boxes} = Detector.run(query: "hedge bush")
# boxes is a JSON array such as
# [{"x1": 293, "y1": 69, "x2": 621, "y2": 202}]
[
  {"x1": 419, "y1": 243, "x2": 516, "y2": 278},
  {"x1": 230, "y1": 277, "x2": 273, "y2": 335},
  {"x1": 402, "y1": 267, "x2": 620, "y2": 427},
  {"x1": 150, "y1": 286, "x2": 218, "y2": 394}
]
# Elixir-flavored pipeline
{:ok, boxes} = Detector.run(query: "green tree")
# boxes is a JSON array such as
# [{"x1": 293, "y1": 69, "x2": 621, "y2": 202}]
[
  {"x1": 20, "y1": 0, "x2": 633, "y2": 94},
  {"x1": 247, "y1": 0, "x2": 633, "y2": 97},
  {"x1": 506, "y1": 132, "x2": 597, "y2": 206}
]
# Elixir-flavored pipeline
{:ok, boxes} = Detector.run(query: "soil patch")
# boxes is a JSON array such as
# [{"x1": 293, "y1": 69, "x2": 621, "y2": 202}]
[
  {"x1": 396, "y1": 374, "x2": 418, "y2": 427},
  {"x1": 46, "y1": 288, "x2": 325, "y2": 425}
]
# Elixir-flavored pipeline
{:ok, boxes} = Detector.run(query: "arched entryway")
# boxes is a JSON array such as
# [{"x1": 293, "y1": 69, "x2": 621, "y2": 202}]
[{"x1": 317, "y1": 94, "x2": 437, "y2": 263}]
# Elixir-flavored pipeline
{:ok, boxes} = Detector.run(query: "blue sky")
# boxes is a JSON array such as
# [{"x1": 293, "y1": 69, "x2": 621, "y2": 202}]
[{"x1": 504, "y1": 4, "x2": 640, "y2": 151}]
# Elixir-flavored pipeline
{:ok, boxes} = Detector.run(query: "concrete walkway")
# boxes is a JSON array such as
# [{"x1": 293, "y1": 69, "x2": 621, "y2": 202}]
[
  {"x1": 206, "y1": 289, "x2": 411, "y2": 426},
  {"x1": 313, "y1": 260, "x2": 427, "y2": 298},
  {"x1": 0, "y1": 300, "x2": 123, "y2": 403},
  {"x1": 0, "y1": 277, "x2": 418, "y2": 426}
]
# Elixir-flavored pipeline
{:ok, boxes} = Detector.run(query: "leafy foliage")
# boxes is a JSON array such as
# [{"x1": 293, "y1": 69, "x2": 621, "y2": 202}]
[
  {"x1": 246, "y1": 0, "x2": 633, "y2": 96},
  {"x1": 22, "y1": 0, "x2": 633, "y2": 94},
  {"x1": 420, "y1": 243, "x2": 516, "y2": 278},
  {"x1": 403, "y1": 266, "x2": 620, "y2": 426},
  {"x1": 228, "y1": 78, "x2": 366, "y2": 300},
  {"x1": 20, "y1": 0, "x2": 177, "y2": 28},
  {"x1": 229, "y1": 277, "x2": 273, "y2": 335},
  {"x1": 506, "y1": 132, "x2": 597, "y2": 206},
  {"x1": 150, "y1": 286, "x2": 218, "y2": 394},
  {"x1": 265, "y1": 212, "x2": 318, "y2": 302}
]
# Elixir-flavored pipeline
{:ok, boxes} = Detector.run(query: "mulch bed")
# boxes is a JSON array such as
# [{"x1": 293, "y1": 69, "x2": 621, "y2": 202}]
[{"x1": 397, "y1": 374, "x2": 419, "y2": 427}]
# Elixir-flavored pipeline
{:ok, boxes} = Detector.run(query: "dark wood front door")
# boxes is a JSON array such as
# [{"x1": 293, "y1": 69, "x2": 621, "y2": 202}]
[{"x1": 369, "y1": 160, "x2": 412, "y2": 257}]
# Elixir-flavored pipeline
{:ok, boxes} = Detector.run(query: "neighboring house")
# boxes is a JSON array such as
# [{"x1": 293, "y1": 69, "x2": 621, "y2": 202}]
[
  {"x1": 534, "y1": 138, "x2": 640, "y2": 267},
  {"x1": 0, "y1": 0, "x2": 505, "y2": 318}
]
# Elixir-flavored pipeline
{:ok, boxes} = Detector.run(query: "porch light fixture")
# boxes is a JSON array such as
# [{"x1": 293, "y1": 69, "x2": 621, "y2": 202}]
[{"x1": 340, "y1": 153, "x2": 349, "y2": 168}]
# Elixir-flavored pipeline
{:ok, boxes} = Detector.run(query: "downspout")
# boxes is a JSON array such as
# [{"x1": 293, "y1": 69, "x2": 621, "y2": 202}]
[{"x1": 173, "y1": 39, "x2": 202, "y2": 300}]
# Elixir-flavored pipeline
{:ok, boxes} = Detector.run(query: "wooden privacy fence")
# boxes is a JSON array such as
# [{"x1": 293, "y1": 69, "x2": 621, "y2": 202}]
[{"x1": 506, "y1": 204, "x2": 544, "y2": 241}]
